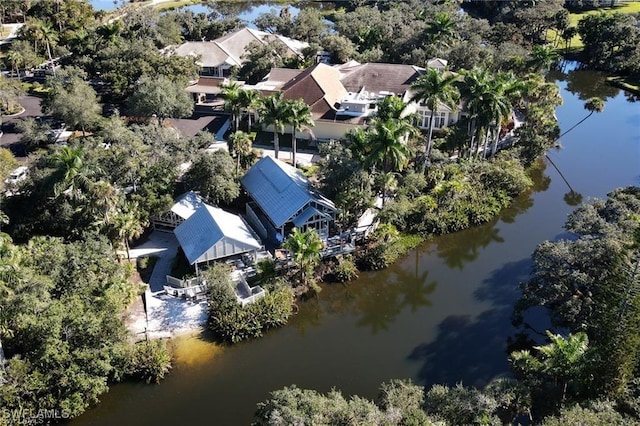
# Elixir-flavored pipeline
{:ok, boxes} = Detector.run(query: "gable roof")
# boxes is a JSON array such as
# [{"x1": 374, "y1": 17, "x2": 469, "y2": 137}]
[
  {"x1": 173, "y1": 41, "x2": 240, "y2": 68},
  {"x1": 241, "y1": 156, "x2": 335, "y2": 228},
  {"x1": 174, "y1": 204, "x2": 262, "y2": 265},
  {"x1": 173, "y1": 28, "x2": 308, "y2": 69},
  {"x1": 338, "y1": 62, "x2": 425, "y2": 96},
  {"x1": 171, "y1": 191, "x2": 206, "y2": 220},
  {"x1": 280, "y1": 63, "x2": 348, "y2": 118}
]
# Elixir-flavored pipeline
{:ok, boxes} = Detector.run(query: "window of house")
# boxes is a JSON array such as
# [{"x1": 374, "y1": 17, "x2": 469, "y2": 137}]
[{"x1": 417, "y1": 110, "x2": 447, "y2": 129}]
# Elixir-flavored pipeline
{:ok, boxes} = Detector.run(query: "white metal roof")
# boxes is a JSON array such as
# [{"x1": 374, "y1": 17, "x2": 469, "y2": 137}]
[
  {"x1": 241, "y1": 157, "x2": 336, "y2": 228},
  {"x1": 174, "y1": 204, "x2": 262, "y2": 265},
  {"x1": 170, "y1": 191, "x2": 206, "y2": 220}
]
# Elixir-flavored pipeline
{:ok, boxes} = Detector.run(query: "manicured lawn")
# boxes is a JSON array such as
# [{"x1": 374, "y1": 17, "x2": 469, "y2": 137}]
[{"x1": 549, "y1": 1, "x2": 640, "y2": 52}]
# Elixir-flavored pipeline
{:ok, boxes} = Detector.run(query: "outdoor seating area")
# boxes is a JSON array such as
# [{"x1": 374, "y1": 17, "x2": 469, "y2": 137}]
[{"x1": 164, "y1": 275, "x2": 208, "y2": 301}]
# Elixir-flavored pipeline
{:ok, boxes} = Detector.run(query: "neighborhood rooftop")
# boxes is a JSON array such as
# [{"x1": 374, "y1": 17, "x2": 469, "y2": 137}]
[
  {"x1": 174, "y1": 204, "x2": 262, "y2": 265},
  {"x1": 241, "y1": 156, "x2": 335, "y2": 229}
]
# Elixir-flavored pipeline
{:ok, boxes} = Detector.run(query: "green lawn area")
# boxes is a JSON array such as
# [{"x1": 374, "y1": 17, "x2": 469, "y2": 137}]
[{"x1": 549, "y1": 1, "x2": 640, "y2": 52}]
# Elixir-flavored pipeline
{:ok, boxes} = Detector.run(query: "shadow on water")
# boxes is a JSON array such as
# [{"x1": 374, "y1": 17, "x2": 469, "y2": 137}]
[
  {"x1": 292, "y1": 253, "x2": 438, "y2": 335},
  {"x1": 408, "y1": 258, "x2": 533, "y2": 388}
]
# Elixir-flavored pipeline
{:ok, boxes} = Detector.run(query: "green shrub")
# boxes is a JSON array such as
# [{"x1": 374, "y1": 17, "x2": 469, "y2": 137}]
[
  {"x1": 208, "y1": 284, "x2": 295, "y2": 344},
  {"x1": 128, "y1": 340, "x2": 172, "y2": 384},
  {"x1": 333, "y1": 255, "x2": 359, "y2": 282}
]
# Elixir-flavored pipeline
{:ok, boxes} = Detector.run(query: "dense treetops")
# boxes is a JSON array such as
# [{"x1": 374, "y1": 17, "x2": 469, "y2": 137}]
[{"x1": 0, "y1": 0, "x2": 635, "y2": 422}]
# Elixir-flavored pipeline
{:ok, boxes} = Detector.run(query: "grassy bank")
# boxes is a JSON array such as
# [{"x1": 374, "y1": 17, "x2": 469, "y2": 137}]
[{"x1": 606, "y1": 75, "x2": 640, "y2": 95}]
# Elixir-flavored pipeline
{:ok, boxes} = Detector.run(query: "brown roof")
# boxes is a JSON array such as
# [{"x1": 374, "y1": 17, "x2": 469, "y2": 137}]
[
  {"x1": 280, "y1": 63, "x2": 348, "y2": 116},
  {"x1": 339, "y1": 63, "x2": 425, "y2": 96}
]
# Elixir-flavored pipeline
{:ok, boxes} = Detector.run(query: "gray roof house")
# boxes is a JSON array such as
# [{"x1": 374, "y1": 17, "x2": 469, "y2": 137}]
[
  {"x1": 152, "y1": 191, "x2": 206, "y2": 231},
  {"x1": 174, "y1": 204, "x2": 262, "y2": 267},
  {"x1": 241, "y1": 156, "x2": 337, "y2": 241}
]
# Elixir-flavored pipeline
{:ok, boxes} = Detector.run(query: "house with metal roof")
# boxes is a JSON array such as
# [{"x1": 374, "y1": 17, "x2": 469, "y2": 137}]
[
  {"x1": 241, "y1": 156, "x2": 337, "y2": 242},
  {"x1": 152, "y1": 191, "x2": 206, "y2": 231},
  {"x1": 174, "y1": 204, "x2": 263, "y2": 270}
]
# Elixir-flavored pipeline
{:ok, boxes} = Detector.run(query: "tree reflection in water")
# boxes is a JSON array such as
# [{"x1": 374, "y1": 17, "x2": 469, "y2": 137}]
[{"x1": 408, "y1": 258, "x2": 532, "y2": 388}]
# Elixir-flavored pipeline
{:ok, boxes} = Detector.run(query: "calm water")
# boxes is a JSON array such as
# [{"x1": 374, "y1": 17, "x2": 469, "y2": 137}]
[
  {"x1": 89, "y1": 0, "x2": 301, "y2": 24},
  {"x1": 75, "y1": 67, "x2": 639, "y2": 425}
]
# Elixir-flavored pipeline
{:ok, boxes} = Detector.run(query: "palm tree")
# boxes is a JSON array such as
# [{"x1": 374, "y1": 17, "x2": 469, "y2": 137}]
[
  {"x1": 458, "y1": 68, "x2": 493, "y2": 157},
  {"x1": 238, "y1": 88, "x2": 260, "y2": 131},
  {"x1": 555, "y1": 97, "x2": 605, "y2": 141},
  {"x1": 487, "y1": 72, "x2": 523, "y2": 157},
  {"x1": 283, "y1": 227, "x2": 323, "y2": 289},
  {"x1": 410, "y1": 68, "x2": 459, "y2": 169},
  {"x1": 227, "y1": 130, "x2": 253, "y2": 176},
  {"x1": 220, "y1": 81, "x2": 242, "y2": 132},
  {"x1": 544, "y1": 97, "x2": 604, "y2": 194},
  {"x1": 366, "y1": 119, "x2": 414, "y2": 205},
  {"x1": 31, "y1": 20, "x2": 58, "y2": 76},
  {"x1": 527, "y1": 45, "x2": 560, "y2": 73},
  {"x1": 511, "y1": 331, "x2": 591, "y2": 403},
  {"x1": 426, "y1": 12, "x2": 455, "y2": 50},
  {"x1": 51, "y1": 145, "x2": 90, "y2": 198},
  {"x1": 6, "y1": 50, "x2": 23, "y2": 79},
  {"x1": 286, "y1": 99, "x2": 314, "y2": 168},
  {"x1": 112, "y1": 202, "x2": 146, "y2": 260},
  {"x1": 374, "y1": 95, "x2": 412, "y2": 122},
  {"x1": 259, "y1": 93, "x2": 289, "y2": 160}
]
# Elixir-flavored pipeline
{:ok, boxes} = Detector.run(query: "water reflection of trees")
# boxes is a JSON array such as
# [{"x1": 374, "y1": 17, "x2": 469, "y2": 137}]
[
  {"x1": 432, "y1": 222, "x2": 505, "y2": 270},
  {"x1": 554, "y1": 68, "x2": 620, "y2": 101},
  {"x1": 408, "y1": 258, "x2": 532, "y2": 388},
  {"x1": 292, "y1": 254, "x2": 438, "y2": 335}
]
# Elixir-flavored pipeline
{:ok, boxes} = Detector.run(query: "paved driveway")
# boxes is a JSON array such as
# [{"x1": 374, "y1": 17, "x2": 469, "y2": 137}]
[{"x1": 1, "y1": 93, "x2": 45, "y2": 157}]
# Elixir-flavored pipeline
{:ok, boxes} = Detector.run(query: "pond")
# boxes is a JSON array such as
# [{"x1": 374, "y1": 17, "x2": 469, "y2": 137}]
[
  {"x1": 75, "y1": 66, "x2": 639, "y2": 425},
  {"x1": 88, "y1": 0, "x2": 302, "y2": 26}
]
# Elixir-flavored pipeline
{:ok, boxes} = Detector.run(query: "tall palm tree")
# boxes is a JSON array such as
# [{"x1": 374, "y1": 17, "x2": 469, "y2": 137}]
[
  {"x1": 32, "y1": 20, "x2": 58, "y2": 76},
  {"x1": 220, "y1": 81, "x2": 242, "y2": 132},
  {"x1": 554, "y1": 97, "x2": 605, "y2": 141},
  {"x1": 458, "y1": 68, "x2": 493, "y2": 157},
  {"x1": 227, "y1": 130, "x2": 253, "y2": 176},
  {"x1": 6, "y1": 50, "x2": 23, "y2": 79},
  {"x1": 487, "y1": 72, "x2": 523, "y2": 157},
  {"x1": 366, "y1": 119, "x2": 414, "y2": 205},
  {"x1": 286, "y1": 99, "x2": 314, "y2": 168},
  {"x1": 283, "y1": 227, "x2": 323, "y2": 288},
  {"x1": 258, "y1": 93, "x2": 289, "y2": 160},
  {"x1": 238, "y1": 88, "x2": 260, "y2": 131},
  {"x1": 112, "y1": 202, "x2": 146, "y2": 260},
  {"x1": 410, "y1": 68, "x2": 459, "y2": 169}
]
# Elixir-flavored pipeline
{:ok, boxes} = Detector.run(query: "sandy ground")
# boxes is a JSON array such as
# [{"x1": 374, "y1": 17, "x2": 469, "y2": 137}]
[{"x1": 126, "y1": 231, "x2": 208, "y2": 339}]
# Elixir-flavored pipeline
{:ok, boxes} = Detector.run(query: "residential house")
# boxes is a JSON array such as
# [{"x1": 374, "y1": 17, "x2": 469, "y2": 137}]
[
  {"x1": 173, "y1": 203, "x2": 263, "y2": 271},
  {"x1": 241, "y1": 156, "x2": 337, "y2": 242},
  {"x1": 152, "y1": 191, "x2": 206, "y2": 231},
  {"x1": 252, "y1": 59, "x2": 461, "y2": 141},
  {"x1": 172, "y1": 27, "x2": 308, "y2": 102}
]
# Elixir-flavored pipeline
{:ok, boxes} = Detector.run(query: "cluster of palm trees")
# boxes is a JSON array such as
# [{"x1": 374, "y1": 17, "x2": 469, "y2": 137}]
[
  {"x1": 220, "y1": 83, "x2": 314, "y2": 168},
  {"x1": 410, "y1": 67, "x2": 529, "y2": 162},
  {"x1": 50, "y1": 146, "x2": 146, "y2": 260}
]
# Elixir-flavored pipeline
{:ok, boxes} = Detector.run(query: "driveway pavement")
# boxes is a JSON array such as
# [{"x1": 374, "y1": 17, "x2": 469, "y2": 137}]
[{"x1": 1, "y1": 93, "x2": 45, "y2": 158}]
